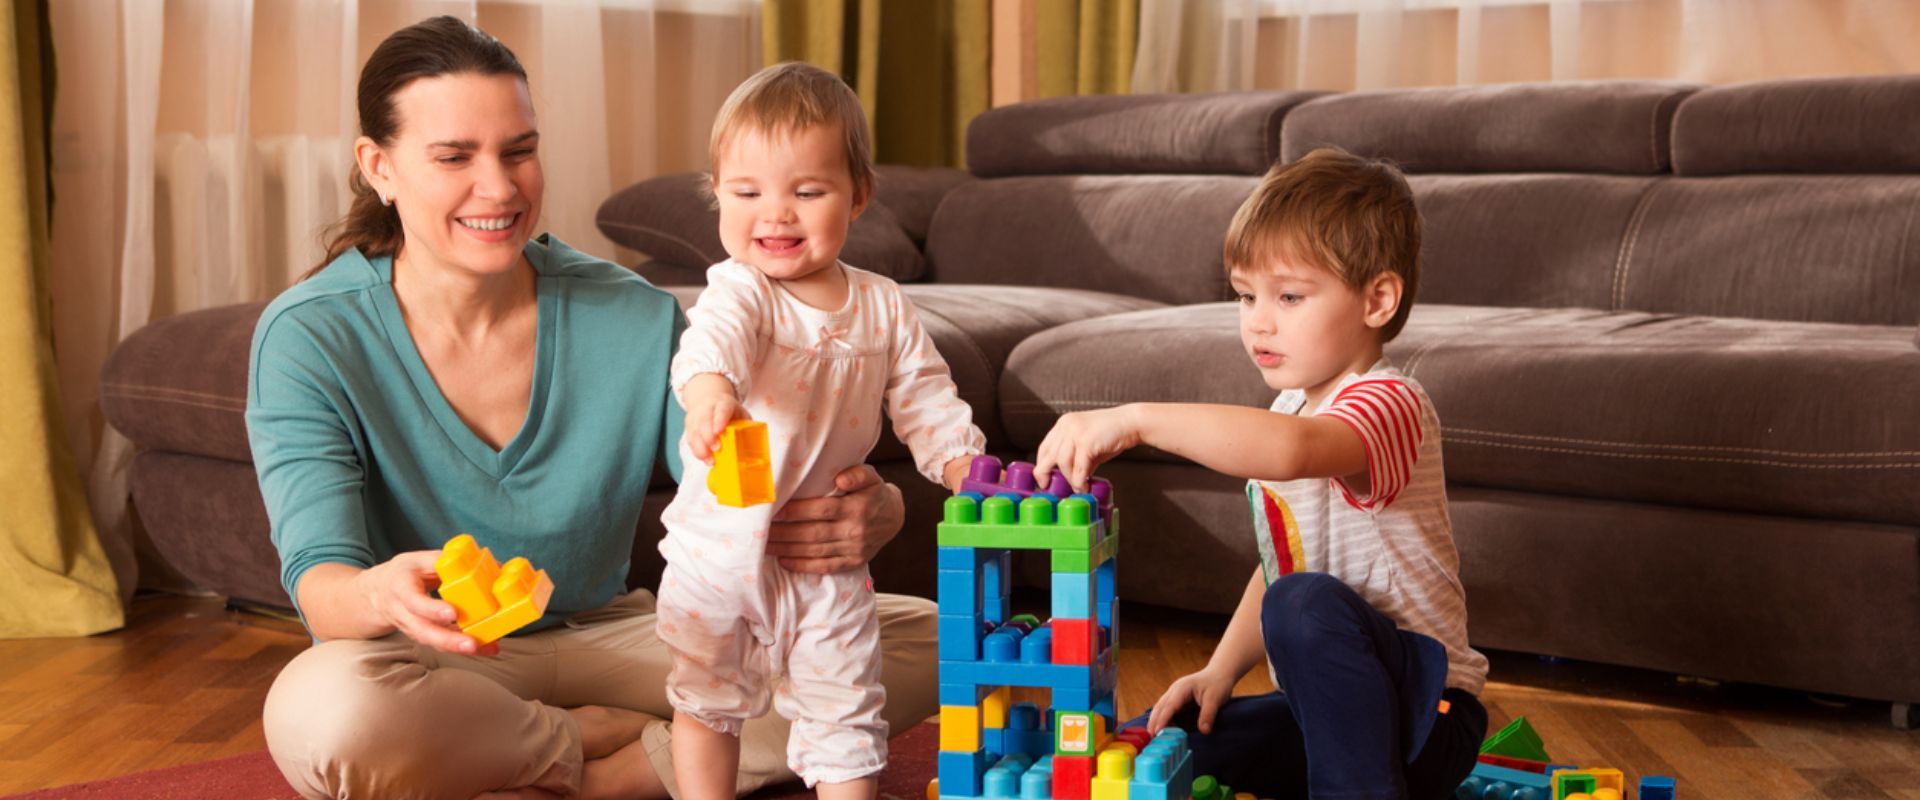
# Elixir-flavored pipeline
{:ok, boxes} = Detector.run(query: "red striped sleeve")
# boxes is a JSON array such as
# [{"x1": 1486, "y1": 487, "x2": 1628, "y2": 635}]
[{"x1": 1316, "y1": 379, "x2": 1424, "y2": 511}]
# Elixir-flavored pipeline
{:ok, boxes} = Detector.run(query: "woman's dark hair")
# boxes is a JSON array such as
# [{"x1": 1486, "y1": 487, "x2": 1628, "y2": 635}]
[{"x1": 307, "y1": 16, "x2": 527, "y2": 277}]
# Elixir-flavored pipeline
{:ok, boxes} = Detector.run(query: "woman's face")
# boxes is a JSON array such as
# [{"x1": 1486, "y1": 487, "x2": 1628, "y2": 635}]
[{"x1": 364, "y1": 72, "x2": 543, "y2": 278}]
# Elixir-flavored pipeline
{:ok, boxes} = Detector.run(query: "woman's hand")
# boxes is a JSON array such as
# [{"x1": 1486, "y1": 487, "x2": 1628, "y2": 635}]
[
  {"x1": 682, "y1": 373, "x2": 747, "y2": 463},
  {"x1": 1032, "y1": 405, "x2": 1142, "y2": 492},
  {"x1": 1145, "y1": 665, "x2": 1239, "y2": 735},
  {"x1": 766, "y1": 464, "x2": 905, "y2": 574},
  {"x1": 351, "y1": 552, "x2": 498, "y2": 656}
]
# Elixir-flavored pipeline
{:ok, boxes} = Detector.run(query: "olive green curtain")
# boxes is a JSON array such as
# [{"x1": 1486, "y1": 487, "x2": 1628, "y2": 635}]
[
  {"x1": 0, "y1": 0, "x2": 124, "y2": 638},
  {"x1": 1033, "y1": 0, "x2": 1136, "y2": 98},
  {"x1": 766, "y1": 0, "x2": 992, "y2": 168}
]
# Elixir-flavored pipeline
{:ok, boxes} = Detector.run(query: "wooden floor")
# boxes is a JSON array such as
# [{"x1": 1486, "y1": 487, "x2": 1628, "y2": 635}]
[{"x1": 2, "y1": 595, "x2": 1917, "y2": 798}]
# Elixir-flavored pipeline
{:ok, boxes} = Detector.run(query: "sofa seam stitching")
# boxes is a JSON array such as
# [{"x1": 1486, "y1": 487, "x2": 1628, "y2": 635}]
[
  {"x1": 1447, "y1": 437, "x2": 1920, "y2": 469},
  {"x1": 1446, "y1": 427, "x2": 1920, "y2": 458},
  {"x1": 1612, "y1": 181, "x2": 1662, "y2": 311}
]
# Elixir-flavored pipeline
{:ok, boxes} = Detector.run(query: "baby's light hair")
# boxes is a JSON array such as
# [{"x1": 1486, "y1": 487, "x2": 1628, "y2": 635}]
[
  {"x1": 709, "y1": 62, "x2": 875, "y2": 205},
  {"x1": 1224, "y1": 147, "x2": 1422, "y2": 341}
]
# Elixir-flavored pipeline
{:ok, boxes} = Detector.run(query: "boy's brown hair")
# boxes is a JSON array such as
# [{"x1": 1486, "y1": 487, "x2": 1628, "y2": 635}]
[
  {"x1": 1224, "y1": 147, "x2": 1422, "y2": 341},
  {"x1": 708, "y1": 62, "x2": 875, "y2": 205}
]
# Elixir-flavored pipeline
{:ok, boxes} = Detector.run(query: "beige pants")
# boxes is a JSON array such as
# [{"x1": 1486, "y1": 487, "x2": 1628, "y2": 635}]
[{"x1": 262, "y1": 589, "x2": 937, "y2": 800}]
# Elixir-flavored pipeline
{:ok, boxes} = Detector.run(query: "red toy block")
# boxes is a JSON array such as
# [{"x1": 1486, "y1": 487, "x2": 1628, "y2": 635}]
[
  {"x1": 1052, "y1": 618, "x2": 1097, "y2": 665},
  {"x1": 1114, "y1": 727, "x2": 1153, "y2": 749},
  {"x1": 1052, "y1": 754, "x2": 1094, "y2": 800},
  {"x1": 1476, "y1": 753, "x2": 1548, "y2": 773}
]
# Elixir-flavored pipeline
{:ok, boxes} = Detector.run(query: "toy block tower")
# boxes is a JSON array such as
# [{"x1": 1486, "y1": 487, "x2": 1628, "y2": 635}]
[{"x1": 932, "y1": 457, "x2": 1188, "y2": 800}]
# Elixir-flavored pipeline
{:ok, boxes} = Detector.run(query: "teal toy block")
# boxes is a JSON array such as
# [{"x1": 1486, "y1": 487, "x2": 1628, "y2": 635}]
[
  {"x1": 941, "y1": 750, "x2": 990, "y2": 796},
  {"x1": 983, "y1": 753, "x2": 1036, "y2": 798},
  {"x1": 1128, "y1": 729, "x2": 1195, "y2": 800},
  {"x1": 938, "y1": 495, "x2": 1104, "y2": 551},
  {"x1": 1051, "y1": 571, "x2": 1094, "y2": 619},
  {"x1": 1455, "y1": 761, "x2": 1550, "y2": 800},
  {"x1": 1639, "y1": 775, "x2": 1676, "y2": 800},
  {"x1": 1021, "y1": 756, "x2": 1054, "y2": 799}
]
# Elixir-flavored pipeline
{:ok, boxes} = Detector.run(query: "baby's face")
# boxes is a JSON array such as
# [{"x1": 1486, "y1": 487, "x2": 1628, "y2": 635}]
[{"x1": 712, "y1": 123, "x2": 866, "y2": 285}]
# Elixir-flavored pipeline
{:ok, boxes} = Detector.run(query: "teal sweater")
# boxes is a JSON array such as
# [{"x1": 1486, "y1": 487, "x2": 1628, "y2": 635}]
[{"x1": 246, "y1": 235, "x2": 685, "y2": 633}]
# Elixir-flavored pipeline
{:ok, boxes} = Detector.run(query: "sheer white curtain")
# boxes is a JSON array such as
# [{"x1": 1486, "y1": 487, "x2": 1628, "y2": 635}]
[
  {"x1": 1133, "y1": 0, "x2": 1920, "y2": 93},
  {"x1": 50, "y1": 0, "x2": 760, "y2": 593}
]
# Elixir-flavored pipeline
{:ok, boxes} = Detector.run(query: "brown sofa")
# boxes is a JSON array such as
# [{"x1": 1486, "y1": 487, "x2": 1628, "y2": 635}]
[{"x1": 102, "y1": 76, "x2": 1920, "y2": 723}]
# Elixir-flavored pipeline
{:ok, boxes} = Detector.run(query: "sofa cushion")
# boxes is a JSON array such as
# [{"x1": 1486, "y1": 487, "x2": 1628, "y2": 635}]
[
  {"x1": 1281, "y1": 82, "x2": 1698, "y2": 175},
  {"x1": 1615, "y1": 175, "x2": 1920, "y2": 326},
  {"x1": 1671, "y1": 75, "x2": 1920, "y2": 176},
  {"x1": 873, "y1": 164, "x2": 974, "y2": 246},
  {"x1": 102, "y1": 301, "x2": 264, "y2": 463},
  {"x1": 1412, "y1": 174, "x2": 1655, "y2": 310},
  {"x1": 967, "y1": 92, "x2": 1325, "y2": 178},
  {"x1": 596, "y1": 171, "x2": 926, "y2": 281},
  {"x1": 925, "y1": 175, "x2": 1256, "y2": 306},
  {"x1": 1001, "y1": 303, "x2": 1920, "y2": 526}
]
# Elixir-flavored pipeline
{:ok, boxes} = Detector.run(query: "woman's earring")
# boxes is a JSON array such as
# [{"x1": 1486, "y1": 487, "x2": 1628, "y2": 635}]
[{"x1": 379, "y1": 191, "x2": 393, "y2": 207}]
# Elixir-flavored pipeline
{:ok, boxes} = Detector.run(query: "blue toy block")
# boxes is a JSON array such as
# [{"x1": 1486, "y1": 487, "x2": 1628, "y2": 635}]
[
  {"x1": 1021, "y1": 626, "x2": 1054, "y2": 663},
  {"x1": 938, "y1": 545, "x2": 979, "y2": 570},
  {"x1": 1455, "y1": 761, "x2": 1551, "y2": 800},
  {"x1": 984, "y1": 625, "x2": 1029, "y2": 663},
  {"x1": 1128, "y1": 729, "x2": 1195, "y2": 800},
  {"x1": 942, "y1": 682, "x2": 993, "y2": 706},
  {"x1": 1021, "y1": 756, "x2": 1054, "y2": 799},
  {"x1": 983, "y1": 753, "x2": 1036, "y2": 798},
  {"x1": 1052, "y1": 571, "x2": 1094, "y2": 619},
  {"x1": 941, "y1": 614, "x2": 984, "y2": 662},
  {"x1": 1093, "y1": 694, "x2": 1116, "y2": 726},
  {"x1": 984, "y1": 549, "x2": 1011, "y2": 624},
  {"x1": 1094, "y1": 561, "x2": 1117, "y2": 629},
  {"x1": 983, "y1": 727, "x2": 1005, "y2": 756},
  {"x1": 940, "y1": 648, "x2": 1115, "y2": 695},
  {"x1": 941, "y1": 750, "x2": 991, "y2": 796},
  {"x1": 1639, "y1": 775, "x2": 1676, "y2": 800},
  {"x1": 940, "y1": 568, "x2": 979, "y2": 613}
]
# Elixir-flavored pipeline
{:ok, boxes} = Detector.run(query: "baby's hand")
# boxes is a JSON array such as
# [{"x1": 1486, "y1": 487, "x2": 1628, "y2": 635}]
[
  {"x1": 683, "y1": 374, "x2": 747, "y2": 463},
  {"x1": 1032, "y1": 406, "x2": 1141, "y2": 492},
  {"x1": 942, "y1": 455, "x2": 977, "y2": 493}
]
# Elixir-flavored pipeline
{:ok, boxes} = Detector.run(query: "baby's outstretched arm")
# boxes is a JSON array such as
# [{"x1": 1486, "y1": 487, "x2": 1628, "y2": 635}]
[
  {"x1": 680, "y1": 373, "x2": 748, "y2": 463},
  {"x1": 1032, "y1": 403, "x2": 1367, "y2": 492}
]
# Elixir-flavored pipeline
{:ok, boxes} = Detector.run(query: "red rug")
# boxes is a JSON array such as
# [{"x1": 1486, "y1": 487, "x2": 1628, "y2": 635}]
[{"x1": 11, "y1": 721, "x2": 936, "y2": 800}]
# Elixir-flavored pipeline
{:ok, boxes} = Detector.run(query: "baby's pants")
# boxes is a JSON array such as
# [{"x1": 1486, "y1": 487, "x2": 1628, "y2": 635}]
[{"x1": 656, "y1": 556, "x2": 887, "y2": 785}]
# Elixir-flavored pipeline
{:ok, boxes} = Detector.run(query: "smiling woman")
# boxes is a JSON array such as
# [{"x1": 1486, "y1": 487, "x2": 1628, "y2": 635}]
[{"x1": 247, "y1": 16, "x2": 937, "y2": 800}]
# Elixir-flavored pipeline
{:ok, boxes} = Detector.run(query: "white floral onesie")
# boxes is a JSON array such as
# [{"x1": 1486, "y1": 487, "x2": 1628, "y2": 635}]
[{"x1": 657, "y1": 259, "x2": 985, "y2": 785}]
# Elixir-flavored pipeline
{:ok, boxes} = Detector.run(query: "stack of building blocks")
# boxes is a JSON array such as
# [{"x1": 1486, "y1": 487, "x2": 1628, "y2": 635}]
[
  {"x1": 1480, "y1": 716, "x2": 1552, "y2": 763},
  {"x1": 1457, "y1": 715, "x2": 1677, "y2": 799},
  {"x1": 433, "y1": 533, "x2": 554, "y2": 645},
  {"x1": 937, "y1": 458, "x2": 1137, "y2": 800}
]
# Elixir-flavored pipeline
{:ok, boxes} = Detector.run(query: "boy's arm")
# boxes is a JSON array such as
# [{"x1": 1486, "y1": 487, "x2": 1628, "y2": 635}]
[{"x1": 1033, "y1": 402, "x2": 1367, "y2": 492}]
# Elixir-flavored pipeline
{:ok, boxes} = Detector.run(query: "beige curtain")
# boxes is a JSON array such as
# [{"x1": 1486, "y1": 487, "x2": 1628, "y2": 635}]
[
  {"x1": 1, "y1": 0, "x2": 124, "y2": 637},
  {"x1": 1133, "y1": 0, "x2": 1920, "y2": 93},
  {"x1": 49, "y1": 0, "x2": 761, "y2": 598}
]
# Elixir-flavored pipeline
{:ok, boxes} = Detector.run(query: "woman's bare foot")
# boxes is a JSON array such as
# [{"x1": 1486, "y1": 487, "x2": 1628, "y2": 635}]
[{"x1": 474, "y1": 707, "x2": 664, "y2": 800}]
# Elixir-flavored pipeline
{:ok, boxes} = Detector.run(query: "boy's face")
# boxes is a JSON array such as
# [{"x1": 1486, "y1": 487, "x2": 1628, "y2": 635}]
[
  {"x1": 1231, "y1": 255, "x2": 1398, "y2": 400},
  {"x1": 713, "y1": 122, "x2": 867, "y2": 284}
]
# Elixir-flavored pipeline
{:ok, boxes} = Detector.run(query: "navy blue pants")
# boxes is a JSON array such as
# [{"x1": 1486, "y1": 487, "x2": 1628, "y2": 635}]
[{"x1": 1132, "y1": 572, "x2": 1487, "y2": 800}]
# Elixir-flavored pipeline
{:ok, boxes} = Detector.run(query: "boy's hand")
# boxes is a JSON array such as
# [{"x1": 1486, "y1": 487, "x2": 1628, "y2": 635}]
[
  {"x1": 941, "y1": 455, "x2": 976, "y2": 493},
  {"x1": 1146, "y1": 665, "x2": 1237, "y2": 735},
  {"x1": 682, "y1": 373, "x2": 747, "y2": 464},
  {"x1": 1032, "y1": 406, "x2": 1141, "y2": 493}
]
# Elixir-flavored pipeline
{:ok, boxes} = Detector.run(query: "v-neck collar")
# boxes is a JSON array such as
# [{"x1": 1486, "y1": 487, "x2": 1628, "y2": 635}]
[{"x1": 368, "y1": 246, "x2": 555, "y2": 478}]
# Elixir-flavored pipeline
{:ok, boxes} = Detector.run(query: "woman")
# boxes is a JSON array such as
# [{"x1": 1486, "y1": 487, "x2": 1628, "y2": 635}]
[{"x1": 250, "y1": 17, "x2": 934, "y2": 799}]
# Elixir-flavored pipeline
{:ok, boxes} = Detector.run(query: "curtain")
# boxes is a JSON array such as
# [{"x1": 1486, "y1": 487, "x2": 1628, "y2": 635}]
[
  {"x1": 48, "y1": 0, "x2": 761, "y2": 603},
  {"x1": 1133, "y1": 0, "x2": 1920, "y2": 93},
  {"x1": 1, "y1": 0, "x2": 123, "y2": 638},
  {"x1": 994, "y1": 0, "x2": 1138, "y2": 106},
  {"x1": 765, "y1": 0, "x2": 991, "y2": 168}
]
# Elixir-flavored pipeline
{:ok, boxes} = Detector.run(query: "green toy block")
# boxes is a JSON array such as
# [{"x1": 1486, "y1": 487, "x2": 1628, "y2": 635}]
[
  {"x1": 1052, "y1": 523, "x2": 1120, "y2": 573},
  {"x1": 1479, "y1": 716, "x2": 1551, "y2": 762},
  {"x1": 937, "y1": 494, "x2": 1104, "y2": 551}
]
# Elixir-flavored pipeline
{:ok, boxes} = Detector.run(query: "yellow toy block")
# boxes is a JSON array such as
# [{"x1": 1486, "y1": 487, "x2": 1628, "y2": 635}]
[
  {"x1": 1553, "y1": 768, "x2": 1623, "y2": 800},
  {"x1": 708, "y1": 420, "x2": 775, "y2": 507},
  {"x1": 434, "y1": 534, "x2": 554, "y2": 645},
  {"x1": 982, "y1": 687, "x2": 1011, "y2": 729},
  {"x1": 940, "y1": 705, "x2": 982, "y2": 752},
  {"x1": 1090, "y1": 746, "x2": 1134, "y2": 800}
]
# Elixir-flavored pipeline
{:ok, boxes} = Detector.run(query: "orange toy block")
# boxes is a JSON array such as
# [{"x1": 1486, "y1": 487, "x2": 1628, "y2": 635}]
[
  {"x1": 434, "y1": 534, "x2": 555, "y2": 645},
  {"x1": 708, "y1": 420, "x2": 775, "y2": 507}
]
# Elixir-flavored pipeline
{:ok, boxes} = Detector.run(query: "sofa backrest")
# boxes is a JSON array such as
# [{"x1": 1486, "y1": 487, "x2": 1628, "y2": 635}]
[
  {"x1": 942, "y1": 76, "x2": 1920, "y2": 327},
  {"x1": 924, "y1": 92, "x2": 1323, "y2": 306}
]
